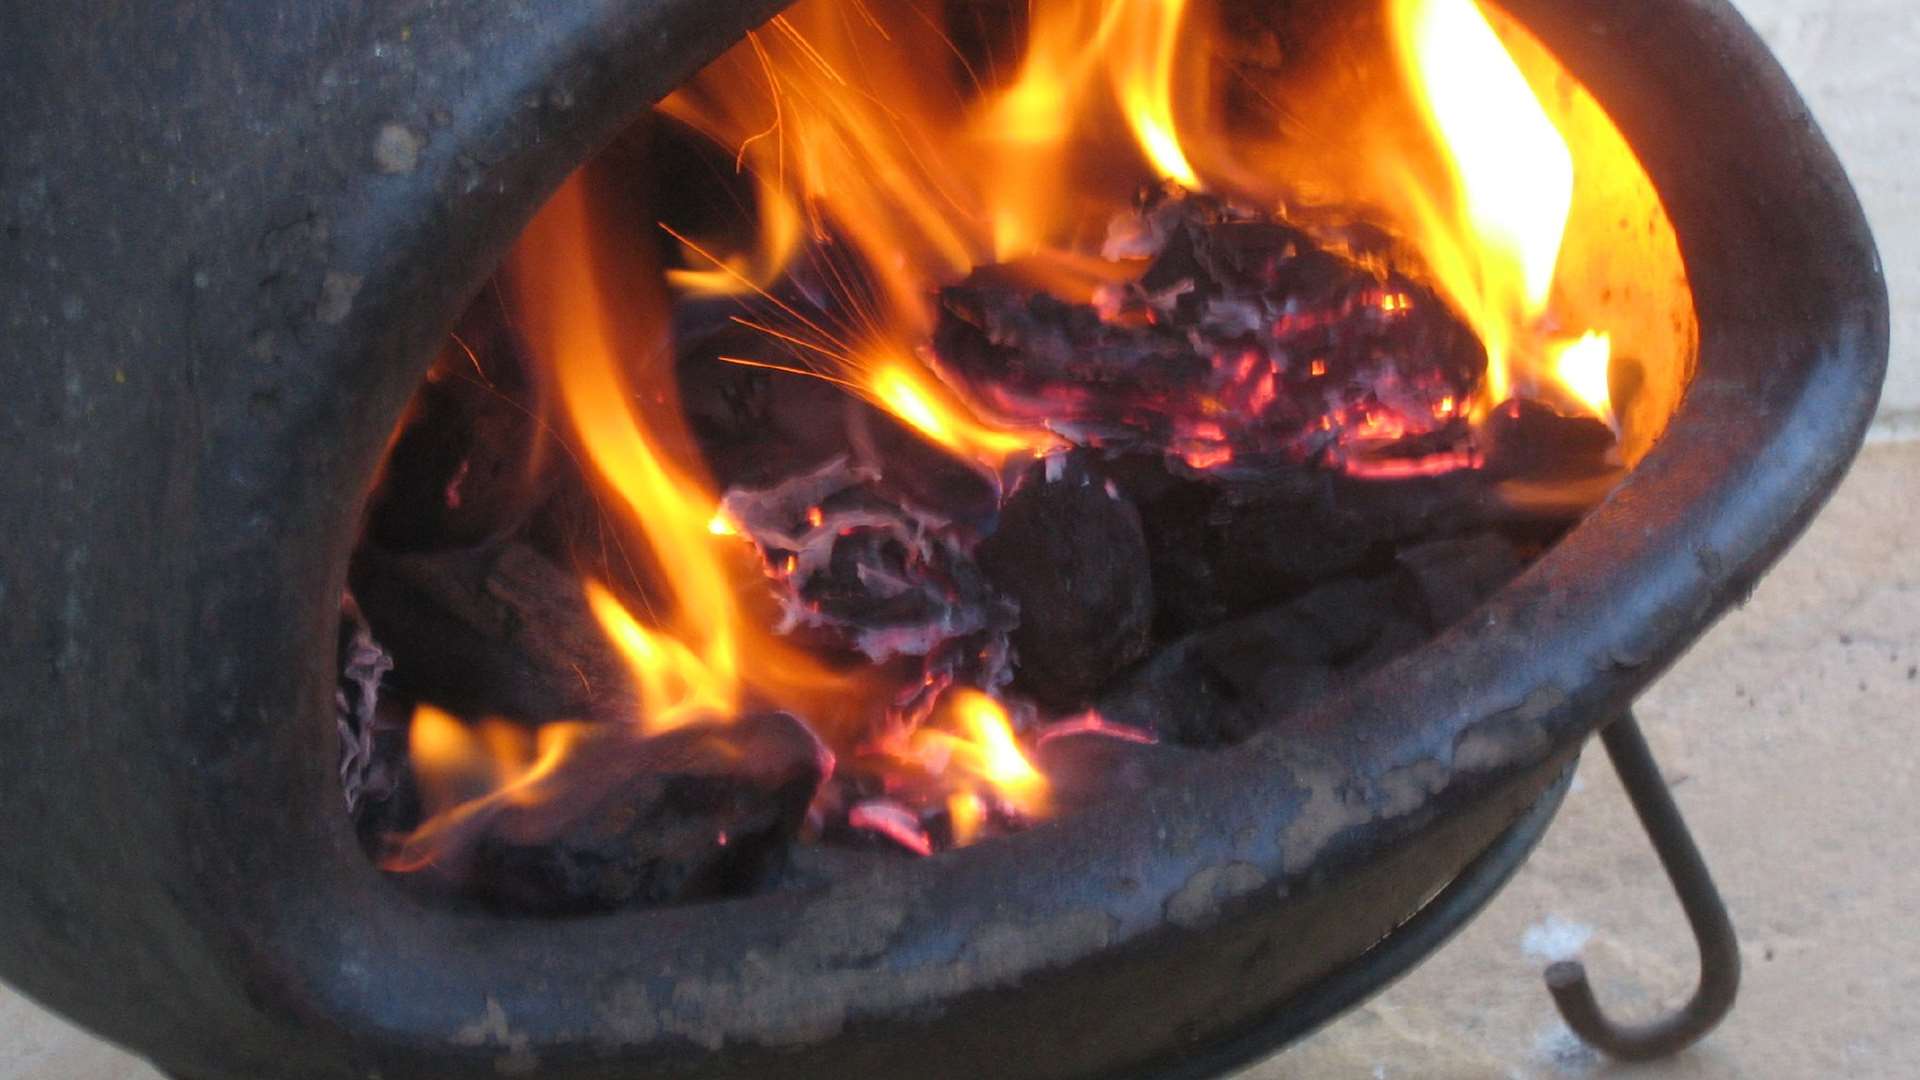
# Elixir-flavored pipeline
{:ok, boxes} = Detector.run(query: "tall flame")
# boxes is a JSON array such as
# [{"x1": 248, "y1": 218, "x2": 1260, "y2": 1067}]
[
  {"x1": 506, "y1": 173, "x2": 869, "y2": 738},
  {"x1": 1389, "y1": 0, "x2": 1587, "y2": 413},
  {"x1": 510, "y1": 176, "x2": 745, "y2": 732},
  {"x1": 1113, "y1": 0, "x2": 1202, "y2": 188}
]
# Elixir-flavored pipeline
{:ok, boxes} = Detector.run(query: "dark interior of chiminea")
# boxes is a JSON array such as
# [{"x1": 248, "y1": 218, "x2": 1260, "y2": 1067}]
[{"x1": 336, "y1": 0, "x2": 1695, "y2": 916}]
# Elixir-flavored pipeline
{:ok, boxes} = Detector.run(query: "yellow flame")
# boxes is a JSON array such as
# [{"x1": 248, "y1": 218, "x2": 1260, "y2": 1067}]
[
  {"x1": 947, "y1": 791, "x2": 989, "y2": 847},
  {"x1": 665, "y1": 173, "x2": 803, "y2": 297},
  {"x1": 867, "y1": 361, "x2": 1057, "y2": 464},
  {"x1": 509, "y1": 177, "x2": 746, "y2": 735},
  {"x1": 505, "y1": 173, "x2": 859, "y2": 740},
  {"x1": 1113, "y1": 0, "x2": 1202, "y2": 188},
  {"x1": 585, "y1": 580, "x2": 736, "y2": 731},
  {"x1": 407, "y1": 704, "x2": 492, "y2": 812},
  {"x1": 904, "y1": 690, "x2": 1048, "y2": 815},
  {"x1": 1391, "y1": 0, "x2": 1575, "y2": 411},
  {"x1": 954, "y1": 691, "x2": 1047, "y2": 803},
  {"x1": 1549, "y1": 331, "x2": 1614, "y2": 428}
]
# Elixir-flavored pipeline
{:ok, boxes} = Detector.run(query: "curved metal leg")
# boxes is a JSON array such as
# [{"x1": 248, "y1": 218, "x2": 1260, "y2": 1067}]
[{"x1": 1546, "y1": 710, "x2": 1741, "y2": 1061}]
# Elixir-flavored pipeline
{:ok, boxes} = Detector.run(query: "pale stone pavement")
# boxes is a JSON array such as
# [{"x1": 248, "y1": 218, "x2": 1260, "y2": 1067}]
[{"x1": 5, "y1": 0, "x2": 1915, "y2": 1076}]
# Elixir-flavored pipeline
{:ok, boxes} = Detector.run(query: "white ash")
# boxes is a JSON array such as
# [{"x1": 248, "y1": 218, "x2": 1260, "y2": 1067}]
[
  {"x1": 719, "y1": 455, "x2": 1018, "y2": 683},
  {"x1": 336, "y1": 598, "x2": 395, "y2": 813}
]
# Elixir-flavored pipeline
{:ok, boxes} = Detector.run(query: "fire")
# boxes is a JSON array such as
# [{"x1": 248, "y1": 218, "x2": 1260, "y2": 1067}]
[
  {"x1": 388, "y1": 0, "x2": 1695, "y2": 867},
  {"x1": 659, "y1": 0, "x2": 1647, "y2": 450},
  {"x1": 387, "y1": 706, "x2": 598, "y2": 873},
  {"x1": 1392, "y1": 0, "x2": 1573, "y2": 410},
  {"x1": 1112, "y1": 0, "x2": 1202, "y2": 189},
  {"x1": 867, "y1": 361, "x2": 1054, "y2": 465},
  {"x1": 509, "y1": 176, "x2": 745, "y2": 734},
  {"x1": 895, "y1": 690, "x2": 1048, "y2": 821},
  {"x1": 1550, "y1": 331, "x2": 1615, "y2": 429}
]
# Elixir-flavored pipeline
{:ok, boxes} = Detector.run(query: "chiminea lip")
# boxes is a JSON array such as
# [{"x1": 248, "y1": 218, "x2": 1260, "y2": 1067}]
[{"x1": 0, "y1": 1, "x2": 1887, "y2": 1078}]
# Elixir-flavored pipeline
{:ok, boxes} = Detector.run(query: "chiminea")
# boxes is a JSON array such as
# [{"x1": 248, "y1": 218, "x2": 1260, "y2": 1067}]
[{"x1": 0, "y1": 0, "x2": 1885, "y2": 1078}]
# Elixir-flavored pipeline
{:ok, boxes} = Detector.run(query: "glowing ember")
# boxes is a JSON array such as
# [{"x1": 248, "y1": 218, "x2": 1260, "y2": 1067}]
[{"x1": 1033, "y1": 712, "x2": 1160, "y2": 747}]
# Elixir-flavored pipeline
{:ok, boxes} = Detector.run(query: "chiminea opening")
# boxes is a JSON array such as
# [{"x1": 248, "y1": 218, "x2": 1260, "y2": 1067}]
[{"x1": 339, "y1": 0, "x2": 1694, "y2": 915}]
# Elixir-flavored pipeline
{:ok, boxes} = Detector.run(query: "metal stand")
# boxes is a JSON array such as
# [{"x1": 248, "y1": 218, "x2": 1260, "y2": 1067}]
[
  {"x1": 1145, "y1": 763, "x2": 1577, "y2": 1080},
  {"x1": 1546, "y1": 710, "x2": 1741, "y2": 1061}
]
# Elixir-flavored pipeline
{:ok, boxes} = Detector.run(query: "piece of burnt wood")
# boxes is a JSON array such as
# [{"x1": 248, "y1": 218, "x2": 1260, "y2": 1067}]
[
  {"x1": 977, "y1": 454, "x2": 1154, "y2": 710},
  {"x1": 676, "y1": 326, "x2": 865, "y2": 492},
  {"x1": 1483, "y1": 398, "x2": 1619, "y2": 481},
  {"x1": 1394, "y1": 531, "x2": 1525, "y2": 631},
  {"x1": 364, "y1": 304, "x2": 555, "y2": 552},
  {"x1": 392, "y1": 712, "x2": 829, "y2": 914},
  {"x1": 933, "y1": 185, "x2": 1485, "y2": 470},
  {"x1": 719, "y1": 458, "x2": 1015, "y2": 697},
  {"x1": 349, "y1": 541, "x2": 640, "y2": 725}
]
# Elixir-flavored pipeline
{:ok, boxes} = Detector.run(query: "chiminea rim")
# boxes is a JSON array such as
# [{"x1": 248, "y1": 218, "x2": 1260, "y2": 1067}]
[{"x1": 0, "y1": 1, "x2": 1886, "y2": 1078}]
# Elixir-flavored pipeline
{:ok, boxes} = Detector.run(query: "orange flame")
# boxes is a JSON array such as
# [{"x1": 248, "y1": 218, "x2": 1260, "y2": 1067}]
[
  {"x1": 509, "y1": 176, "x2": 746, "y2": 733},
  {"x1": 899, "y1": 690, "x2": 1049, "y2": 820},
  {"x1": 1112, "y1": 0, "x2": 1201, "y2": 188},
  {"x1": 390, "y1": 0, "x2": 1696, "y2": 864},
  {"x1": 505, "y1": 172, "x2": 874, "y2": 740},
  {"x1": 1392, "y1": 0, "x2": 1571, "y2": 409},
  {"x1": 658, "y1": 0, "x2": 1665, "y2": 446},
  {"x1": 664, "y1": 171, "x2": 802, "y2": 297}
]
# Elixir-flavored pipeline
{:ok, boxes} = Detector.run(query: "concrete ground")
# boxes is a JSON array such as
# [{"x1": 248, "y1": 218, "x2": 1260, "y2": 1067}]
[{"x1": 4, "y1": 449, "x2": 1914, "y2": 1080}]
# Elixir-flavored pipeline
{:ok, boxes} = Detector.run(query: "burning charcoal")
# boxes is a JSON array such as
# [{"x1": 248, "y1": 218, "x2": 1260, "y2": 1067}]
[
  {"x1": 349, "y1": 542, "x2": 641, "y2": 724},
  {"x1": 1393, "y1": 532, "x2": 1524, "y2": 631},
  {"x1": 976, "y1": 454, "x2": 1154, "y2": 709},
  {"x1": 933, "y1": 185, "x2": 1485, "y2": 474},
  {"x1": 400, "y1": 712, "x2": 829, "y2": 914},
  {"x1": 720, "y1": 457, "x2": 1017, "y2": 706},
  {"x1": 845, "y1": 799, "x2": 937, "y2": 857}
]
